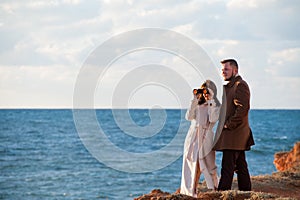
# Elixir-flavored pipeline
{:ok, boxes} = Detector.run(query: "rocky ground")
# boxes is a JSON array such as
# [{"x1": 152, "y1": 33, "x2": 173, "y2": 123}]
[{"x1": 135, "y1": 142, "x2": 300, "y2": 200}]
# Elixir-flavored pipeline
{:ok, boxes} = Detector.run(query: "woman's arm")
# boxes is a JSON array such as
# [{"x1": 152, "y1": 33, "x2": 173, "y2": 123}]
[{"x1": 185, "y1": 97, "x2": 198, "y2": 121}]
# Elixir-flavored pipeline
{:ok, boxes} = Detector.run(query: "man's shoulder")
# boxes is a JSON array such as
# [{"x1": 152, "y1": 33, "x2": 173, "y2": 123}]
[{"x1": 235, "y1": 76, "x2": 249, "y2": 87}]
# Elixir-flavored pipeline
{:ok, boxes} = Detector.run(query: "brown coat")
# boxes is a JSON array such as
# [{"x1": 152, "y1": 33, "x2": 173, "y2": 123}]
[{"x1": 213, "y1": 75, "x2": 254, "y2": 151}]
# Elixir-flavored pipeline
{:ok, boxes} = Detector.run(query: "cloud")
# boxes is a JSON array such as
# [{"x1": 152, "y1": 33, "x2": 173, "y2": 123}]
[
  {"x1": 266, "y1": 48, "x2": 300, "y2": 77},
  {"x1": 0, "y1": 64, "x2": 77, "y2": 108},
  {"x1": 0, "y1": 0, "x2": 102, "y2": 66},
  {"x1": 226, "y1": 0, "x2": 300, "y2": 40},
  {"x1": 0, "y1": 0, "x2": 299, "y2": 108}
]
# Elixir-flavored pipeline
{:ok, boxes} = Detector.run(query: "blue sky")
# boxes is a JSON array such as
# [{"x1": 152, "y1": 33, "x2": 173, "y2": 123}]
[{"x1": 0, "y1": 0, "x2": 299, "y2": 109}]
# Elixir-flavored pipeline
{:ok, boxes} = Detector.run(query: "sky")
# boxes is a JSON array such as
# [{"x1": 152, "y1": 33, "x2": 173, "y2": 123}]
[{"x1": 0, "y1": 0, "x2": 300, "y2": 109}]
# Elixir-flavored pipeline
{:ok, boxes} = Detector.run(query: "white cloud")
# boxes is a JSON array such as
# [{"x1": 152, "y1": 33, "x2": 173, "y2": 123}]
[
  {"x1": 0, "y1": 1, "x2": 103, "y2": 66},
  {"x1": 227, "y1": 0, "x2": 260, "y2": 9},
  {"x1": 0, "y1": 2, "x2": 19, "y2": 14},
  {"x1": 269, "y1": 48, "x2": 300, "y2": 63},
  {"x1": 172, "y1": 23, "x2": 195, "y2": 37},
  {"x1": 266, "y1": 48, "x2": 300, "y2": 77},
  {"x1": 0, "y1": 65, "x2": 78, "y2": 108}
]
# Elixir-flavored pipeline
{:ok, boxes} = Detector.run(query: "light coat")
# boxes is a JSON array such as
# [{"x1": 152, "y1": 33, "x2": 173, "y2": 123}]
[{"x1": 180, "y1": 97, "x2": 220, "y2": 197}]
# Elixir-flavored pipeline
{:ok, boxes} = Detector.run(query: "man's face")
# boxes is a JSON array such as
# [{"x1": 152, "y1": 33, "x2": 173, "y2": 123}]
[{"x1": 221, "y1": 62, "x2": 235, "y2": 81}]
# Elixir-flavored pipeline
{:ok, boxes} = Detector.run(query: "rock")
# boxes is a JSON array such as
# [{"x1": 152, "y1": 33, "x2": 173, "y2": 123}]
[
  {"x1": 246, "y1": 171, "x2": 300, "y2": 199},
  {"x1": 133, "y1": 189, "x2": 170, "y2": 200},
  {"x1": 274, "y1": 141, "x2": 300, "y2": 172}
]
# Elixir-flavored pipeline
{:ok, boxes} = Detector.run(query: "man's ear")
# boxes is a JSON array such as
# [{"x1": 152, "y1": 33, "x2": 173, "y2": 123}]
[{"x1": 233, "y1": 67, "x2": 238, "y2": 75}]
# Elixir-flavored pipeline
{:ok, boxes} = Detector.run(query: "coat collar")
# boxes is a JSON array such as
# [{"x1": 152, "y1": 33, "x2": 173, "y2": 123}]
[{"x1": 226, "y1": 75, "x2": 242, "y2": 88}]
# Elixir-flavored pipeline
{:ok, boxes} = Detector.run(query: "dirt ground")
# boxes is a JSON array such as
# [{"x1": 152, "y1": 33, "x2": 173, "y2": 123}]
[{"x1": 135, "y1": 171, "x2": 300, "y2": 200}]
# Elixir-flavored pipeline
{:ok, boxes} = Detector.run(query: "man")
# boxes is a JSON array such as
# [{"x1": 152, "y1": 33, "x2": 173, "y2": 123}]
[{"x1": 213, "y1": 58, "x2": 255, "y2": 191}]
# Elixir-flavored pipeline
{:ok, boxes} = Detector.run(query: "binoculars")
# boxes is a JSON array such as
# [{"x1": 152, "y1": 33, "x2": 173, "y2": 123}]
[{"x1": 193, "y1": 88, "x2": 209, "y2": 95}]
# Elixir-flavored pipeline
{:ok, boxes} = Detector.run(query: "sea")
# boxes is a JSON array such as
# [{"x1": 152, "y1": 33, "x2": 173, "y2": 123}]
[{"x1": 1, "y1": 109, "x2": 299, "y2": 200}]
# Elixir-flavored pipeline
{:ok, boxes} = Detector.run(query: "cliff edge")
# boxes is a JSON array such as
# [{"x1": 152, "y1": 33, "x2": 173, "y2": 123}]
[
  {"x1": 135, "y1": 142, "x2": 300, "y2": 200},
  {"x1": 274, "y1": 141, "x2": 300, "y2": 173}
]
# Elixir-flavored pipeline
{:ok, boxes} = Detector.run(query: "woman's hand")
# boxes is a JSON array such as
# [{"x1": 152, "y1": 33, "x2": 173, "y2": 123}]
[{"x1": 204, "y1": 88, "x2": 214, "y2": 101}]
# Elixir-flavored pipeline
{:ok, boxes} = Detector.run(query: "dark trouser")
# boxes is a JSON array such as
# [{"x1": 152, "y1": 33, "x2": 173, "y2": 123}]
[{"x1": 218, "y1": 150, "x2": 251, "y2": 191}]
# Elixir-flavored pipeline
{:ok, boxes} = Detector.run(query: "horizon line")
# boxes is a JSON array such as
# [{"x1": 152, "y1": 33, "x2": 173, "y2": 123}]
[{"x1": 0, "y1": 107, "x2": 299, "y2": 110}]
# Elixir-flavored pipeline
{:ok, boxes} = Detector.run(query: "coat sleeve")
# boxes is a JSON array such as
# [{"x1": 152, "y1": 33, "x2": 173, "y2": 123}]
[
  {"x1": 185, "y1": 97, "x2": 198, "y2": 121},
  {"x1": 225, "y1": 81, "x2": 250, "y2": 130},
  {"x1": 207, "y1": 99, "x2": 220, "y2": 123}
]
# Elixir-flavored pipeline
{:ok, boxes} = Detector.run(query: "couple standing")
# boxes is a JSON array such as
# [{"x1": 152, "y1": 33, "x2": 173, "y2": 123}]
[{"x1": 180, "y1": 59, "x2": 255, "y2": 197}]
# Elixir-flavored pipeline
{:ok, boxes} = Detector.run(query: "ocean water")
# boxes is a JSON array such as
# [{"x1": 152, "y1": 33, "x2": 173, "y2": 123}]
[{"x1": 0, "y1": 109, "x2": 299, "y2": 199}]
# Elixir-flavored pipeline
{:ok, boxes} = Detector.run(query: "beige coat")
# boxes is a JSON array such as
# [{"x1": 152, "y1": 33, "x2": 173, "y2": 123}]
[{"x1": 213, "y1": 76, "x2": 254, "y2": 151}]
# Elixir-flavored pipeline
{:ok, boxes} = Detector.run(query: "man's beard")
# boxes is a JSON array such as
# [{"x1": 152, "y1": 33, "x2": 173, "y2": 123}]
[{"x1": 225, "y1": 73, "x2": 235, "y2": 81}]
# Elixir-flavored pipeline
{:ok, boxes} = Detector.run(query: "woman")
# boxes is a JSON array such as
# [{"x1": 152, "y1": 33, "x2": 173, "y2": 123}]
[{"x1": 180, "y1": 80, "x2": 221, "y2": 197}]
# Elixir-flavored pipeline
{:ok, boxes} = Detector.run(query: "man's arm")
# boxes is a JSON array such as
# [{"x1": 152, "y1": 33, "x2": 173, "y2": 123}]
[{"x1": 225, "y1": 81, "x2": 250, "y2": 130}]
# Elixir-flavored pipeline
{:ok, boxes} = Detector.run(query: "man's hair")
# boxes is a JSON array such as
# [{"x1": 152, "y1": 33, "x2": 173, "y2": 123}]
[{"x1": 221, "y1": 59, "x2": 238, "y2": 69}]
